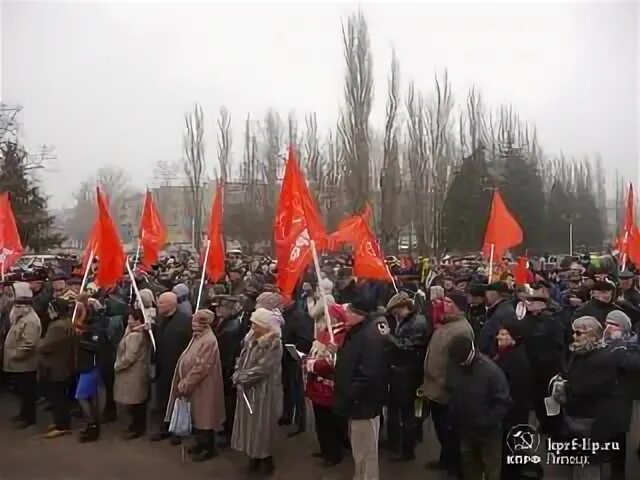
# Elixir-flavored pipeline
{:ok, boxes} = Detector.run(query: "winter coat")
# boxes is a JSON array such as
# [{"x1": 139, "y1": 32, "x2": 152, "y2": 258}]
[
  {"x1": 155, "y1": 309, "x2": 192, "y2": 410},
  {"x1": 564, "y1": 346, "x2": 640, "y2": 440},
  {"x1": 467, "y1": 303, "x2": 487, "y2": 343},
  {"x1": 113, "y1": 326, "x2": 151, "y2": 405},
  {"x1": 3, "y1": 307, "x2": 42, "y2": 373},
  {"x1": 623, "y1": 287, "x2": 640, "y2": 309},
  {"x1": 38, "y1": 316, "x2": 73, "y2": 382},
  {"x1": 494, "y1": 343, "x2": 534, "y2": 424},
  {"x1": 213, "y1": 312, "x2": 245, "y2": 394},
  {"x1": 166, "y1": 329, "x2": 226, "y2": 431},
  {"x1": 388, "y1": 311, "x2": 430, "y2": 408},
  {"x1": 231, "y1": 330, "x2": 283, "y2": 459},
  {"x1": 446, "y1": 353, "x2": 512, "y2": 440},
  {"x1": 304, "y1": 323, "x2": 348, "y2": 407},
  {"x1": 333, "y1": 312, "x2": 390, "y2": 419},
  {"x1": 479, "y1": 300, "x2": 517, "y2": 357},
  {"x1": 423, "y1": 314, "x2": 474, "y2": 404}
]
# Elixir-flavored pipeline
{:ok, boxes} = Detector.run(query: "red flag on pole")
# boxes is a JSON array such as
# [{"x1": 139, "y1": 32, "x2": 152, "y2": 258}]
[
  {"x1": 482, "y1": 190, "x2": 523, "y2": 261},
  {"x1": 94, "y1": 187, "x2": 126, "y2": 288},
  {"x1": 0, "y1": 192, "x2": 24, "y2": 273},
  {"x1": 329, "y1": 203, "x2": 392, "y2": 282},
  {"x1": 628, "y1": 225, "x2": 640, "y2": 267},
  {"x1": 139, "y1": 191, "x2": 167, "y2": 269},
  {"x1": 274, "y1": 146, "x2": 326, "y2": 296},
  {"x1": 513, "y1": 256, "x2": 529, "y2": 287},
  {"x1": 617, "y1": 184, "x2": 635, "y2": 263},
  {"x1": 203, "y1": 182, "x2": 226, "y2": 282}
]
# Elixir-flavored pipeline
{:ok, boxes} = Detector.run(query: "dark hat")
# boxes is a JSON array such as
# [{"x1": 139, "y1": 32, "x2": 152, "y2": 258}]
[
  {"x1": 619, "y1": 271, "x2": 635, "y2": 280},
  {"x1": 449, "y1": 335, "x2": 474, "y2": 364},
  {"x1": 446, "y1": 291, "x2": 469, "y2": 313},
  {"x1": 468, "y1": 283, "x2": 486, "y2": 298},
  {"x1": 523, "y1": 293, "x2": 549, "y2": 303},
  {"x1": 499, "y1": 318, "x2": 525, "y2": 340},
  {"x1": 486, "y1": 281, "x2": 511, "y2": 295},
  {"x1": 217, "y1": 294, "x2": 240, "y2": 305},
  {"x1": 593, "y1": 280, "x2": 615, "y2": 292}
]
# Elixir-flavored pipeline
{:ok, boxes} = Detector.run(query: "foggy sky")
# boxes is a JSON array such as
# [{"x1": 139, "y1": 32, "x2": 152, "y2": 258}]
[{"x1": 2, "y1": 1, "x2": 638, "y2": 209}]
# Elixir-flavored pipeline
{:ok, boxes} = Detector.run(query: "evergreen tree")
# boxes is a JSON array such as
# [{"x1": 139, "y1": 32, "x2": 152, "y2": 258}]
[
  {"x1": 573, "y1": 161, "x2": 604, "y2": 250},
  {"x1": 0, "y1": 140, "x2": 64, "y2": 251},
  {"x1": 544, "y1": 181, "x2": 574, "y2": 253},
  {"x1": 442, "y1": 147, "x2": 493, "y2": 252}
]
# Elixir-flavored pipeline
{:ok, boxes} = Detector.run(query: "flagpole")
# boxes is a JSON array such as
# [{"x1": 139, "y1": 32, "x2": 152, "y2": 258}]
[
  {"x1": 72, "y1": 249, "x2": 94, "y2": 325},
  {"x1": 1, "y1": 261, "x2": 4, "y2": 282},
  {"x1": 310, "y1": 239, "x2": 334, "y2": 344},
  {"x1": 621, "y1": 231, "x2": 629, "y2": 271},
  {"x1": 126, "y1": 259, "x2": 156, "y2": 351},
  {"x1": 196, "y1": 239, "x2": 211, "y2": 311},
  {"x1": 129, "y1": 241, "x2": 141, "y2": 301},
  {"x1": 488, "y1": 244, "x2": 495, "y2": 283},
  {"x1": 569, "y1": 223, "x2": 573, "y2": 257}
]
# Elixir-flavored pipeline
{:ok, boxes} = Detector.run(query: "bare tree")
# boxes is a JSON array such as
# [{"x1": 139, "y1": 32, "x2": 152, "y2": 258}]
[
  {"x1": 338, "y1": 11, "x2": 374, "y2": 214},
  {"x1": 379, "y1": 49, "x2": 401, "y2": 253},
  {"x1": 323, "y1": 127, "x2": 346, "y2": 230},
  {"x1": 304, "y1": 112, "x2": 322, "y2": 193},
  {"x1": 216, "y1": 106, "x2": 232, "y2": 183},
  {"x1": 182, "y1": 103, "x2": 206, "y2": 250}
]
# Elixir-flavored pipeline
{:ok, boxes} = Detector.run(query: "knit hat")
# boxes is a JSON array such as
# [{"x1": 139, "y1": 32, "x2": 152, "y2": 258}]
[
  {"x1": 255, "y1": 292, "x2": 284, "y2": 311},
  {"x1": 193, "y1": 309, "x2": 215, "y2": 325},
  {"x1": 13, "y1": 282, "x2": 33, "y2": 304},
  {"x1": 468, "y1": 283, "x2": 486, "y2": 298},
  {"x1": 446, "y1": 291, "x2": 469, "y2": 313},
  {"x1": 318, "y1": 277, "x2": 334, "y2": 296},
  {"x1": 250, "y1": 307, "x2": 282, "y2": 332},
  {"x1": 386, "y1": 292, "x2": 413, "y2": 312},
  {"x1": 449, "y1": 335, "x2": 475, "y2": 365},
  {"x1": 606, "y1": 310, "x2": 632, "y2": 332}
]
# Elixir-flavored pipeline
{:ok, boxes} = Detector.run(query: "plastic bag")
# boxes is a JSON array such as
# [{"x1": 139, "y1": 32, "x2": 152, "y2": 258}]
[{"x1": 168, "y1": 397, "x2": 192, "y2": 437}]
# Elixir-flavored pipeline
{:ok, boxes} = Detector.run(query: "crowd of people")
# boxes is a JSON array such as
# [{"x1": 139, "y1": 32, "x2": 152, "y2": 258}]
[{"x1": 1, "y1": 250, "x2": 640, "y2": 480}]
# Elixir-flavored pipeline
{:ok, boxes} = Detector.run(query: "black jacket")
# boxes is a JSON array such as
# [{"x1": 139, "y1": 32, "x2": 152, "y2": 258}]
[
  {"x1": 564, "y1": 346, "x2": 640, "y2": 440},
  {"x1": 281, "y1": 306, "x2": 314, "y2": 356},
  {"x1": 446, "y1": 353, "x2": 512, "y2": 439},
  {"x1": 213, "y1": 312, "x2": 245, "y2": 392},
  {"x1": 623, "y1": 288, "x2": 640, "y2": 310},
  {"x1": 467, "y1": 303, "x2": 487, "y2": 342},
  {"x1": 333, "y1": 312, "x2": 390, "y2": 419},
  {"x1": 520, "y1": 311, "x2": 565, "y2": 374},
  {"x1": 479, "y1": 300, "x2": 517, "y2": 357},
  {"x1": 155, "y1": 309, "x2": 193, "y2": 405},
  {"x1": 388, "y1": 311, "x2": 430, "y2": 407},
  {"x1": 573, "y1": 299, "x2": 617, "y2": 325},
  {"x1": 494, "y1": 343, "x2": 534, "y2": 423}
]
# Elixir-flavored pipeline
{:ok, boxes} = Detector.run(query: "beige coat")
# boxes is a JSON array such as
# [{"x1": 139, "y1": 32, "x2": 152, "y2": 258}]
[
  {"x1": 114, "y1": 326, "x2": 151, "y2": 405},
  {"x1": 3, "y1": 307, "x2": 42, "y2": 373},
  {"x1": 166, "y1": 329, "x2": 226, "y2": 431},
  {"x1": 38, "y1": 316, "x2": 73, "y2": 382},
  {"x1": 423, "y1": 314, "x2": 473, "y2": 404}
]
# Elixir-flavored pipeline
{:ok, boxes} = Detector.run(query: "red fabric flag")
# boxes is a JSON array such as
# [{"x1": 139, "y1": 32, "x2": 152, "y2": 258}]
[
  {"x1": 0, "y1": 192, "x2": 24, "y2": 273},
  {"x1": 482, "y1": 190, "x2": 523, "y2": 261},
  {"x1": 513, "y1": 256, "x2": 529, "y2": 287},
  {"x1": 203, "y1": 182, "x2": 226, "y2": 282},
  {"x1": 139, "y1": 191, "x2": 167, "y2": 269},
  {"x1": 94, "y1": 188, "x2": 126, "y2": 288},
  {"x1": 628, "y1": 225, "x2": 640, "y2": 268},
  {"x1": 329, "y1": 203, "x2": 391, "y2": 282},
  {"x1": 274, "y1": 146, "x2": 326, "y2": 296},
  {"x1": 617, "y1": 184, "x2": 635, "y2": 260}
]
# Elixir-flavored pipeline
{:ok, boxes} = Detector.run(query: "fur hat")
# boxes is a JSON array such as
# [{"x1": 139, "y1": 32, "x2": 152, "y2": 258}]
[
  {"x1": 255, "y1": 292, "x2": 284, "y2": 311},
  {"x1": 386, "y1": 292, "x2": 413, "y2": 312},
  {"x1": 12, "y1": 282, "x2": 33, "y2": 304},
  {"x1": 250, "y1": 307, "x2": 282, "y2": 332}
]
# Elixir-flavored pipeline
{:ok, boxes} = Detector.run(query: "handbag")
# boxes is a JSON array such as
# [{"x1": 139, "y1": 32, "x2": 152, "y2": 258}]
[{"x1": 168, "y1": 397, "x2": 192, "y2": 437}]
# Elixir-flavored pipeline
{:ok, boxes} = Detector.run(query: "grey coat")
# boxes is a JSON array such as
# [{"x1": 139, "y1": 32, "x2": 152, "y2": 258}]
[
  {"x1": 231, "y1": 330, "x2": 283, "y2": 459},
  {"x1": 114, "y1": 327, "x2": 151, "y2": 405}
]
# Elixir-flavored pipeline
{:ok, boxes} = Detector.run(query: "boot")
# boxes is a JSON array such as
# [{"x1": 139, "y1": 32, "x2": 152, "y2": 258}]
[
  {"x1": 79, "y1": 422, "x2": 99, "y2": 443},
  {"x1": 259, "y1": 457, "x2": 275, "y2": 477}
]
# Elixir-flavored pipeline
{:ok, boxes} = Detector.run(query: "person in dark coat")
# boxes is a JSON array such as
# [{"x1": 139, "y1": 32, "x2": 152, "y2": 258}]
[
  {"x1": 384, "y1": 292, "x2": 430, "y2": 462},
  {"x1": 479, "y1": 282, "x2": 517, "y2": 357},
  {"x1": 446, "y1": 335, "x2": 512, "y2": 480},
  {"x1": 150, "y1": 291, "x2": 192, "y2": 443},
  {"x1": 519, "y1": 293, "x2": 565, "y2": 435},
  {"x1": 279, "y1": 297, "x2": 314, "y2": 436},
  {"x1": 572, "y1": 280, "x2": 617, "y2": 325},
  {"x1": 333, "y1": 294, "x2": 390, "y2": 480},
  {"x1": 552, "y1": 315, "x2": 640, "y2": 480},
  {"x1": 493, "y1": 321, "x2": 539, "y2": 480},
  {"x1": 212, "y1": 295, "x2": 245, "y2": 447},
  {"x1": 467, "y1": 283, "x2": 487, "y2": 343},
  {"x1": 619, "y1": 270, "x2": 640, "y2": 309}
]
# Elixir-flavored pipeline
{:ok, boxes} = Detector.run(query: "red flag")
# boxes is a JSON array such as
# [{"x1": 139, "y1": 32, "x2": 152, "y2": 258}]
[
  {"x1": 203, "y1": 182, "x2": 226, "y2": 282},
  {"x1": 513, "y1": 256, "x2": 528, "y2": 287},
  {"x1": 94, "y1": 188, "x2": 126, "y2": 287},
  {"x1": 274, "y1": 146, "x2": 326, "y2": 296},
  {"x1": 617, "y1": 184, "x2": 635, "y2": 260},
  {"x1": 628, "y1": 225, "x2": 640, "y2": 267},
  {"x1": 329, "y1": 203, "x2": 392, "y2": 282},
  {"x1": 139, "y1": 191, "x2": 167, "y2": 269},
  {"x1": 482, "y1": 190, "x2": 523, "y2": 261},
  {"x1": 0, "y1": 192, "x2": 24, "y2": 273}
]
